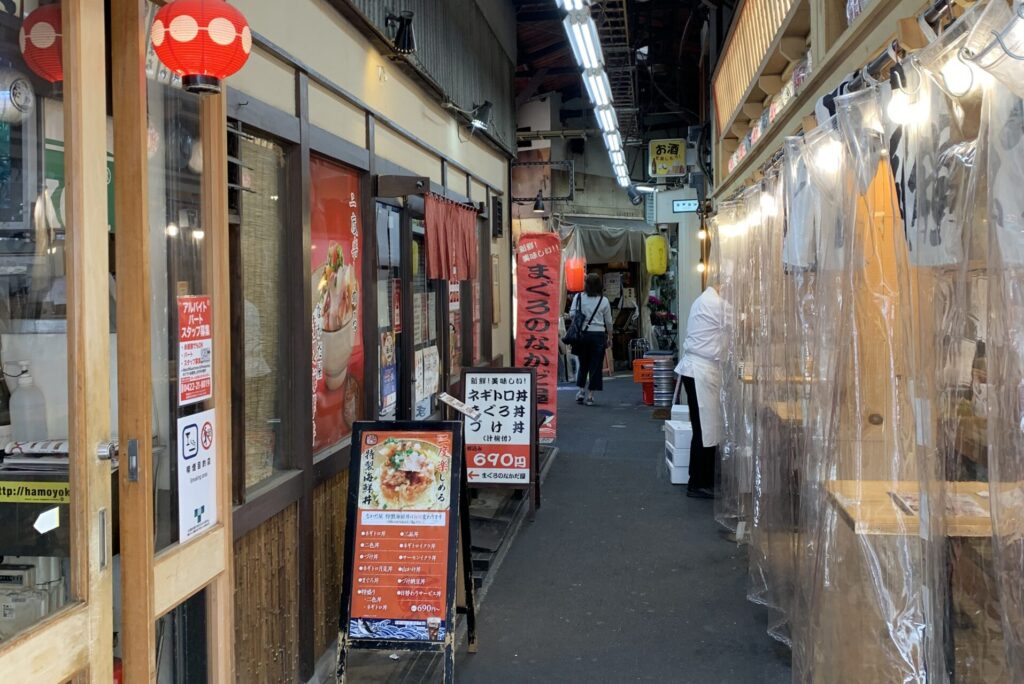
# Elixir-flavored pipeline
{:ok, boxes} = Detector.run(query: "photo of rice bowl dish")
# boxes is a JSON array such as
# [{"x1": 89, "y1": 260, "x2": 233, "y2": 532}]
[
  {"x1": 366, "y1": 438, "x2": 449, "y2": 510},
  {"x1": 314, "y1": 242, "x2": 358, "y2": 390}
]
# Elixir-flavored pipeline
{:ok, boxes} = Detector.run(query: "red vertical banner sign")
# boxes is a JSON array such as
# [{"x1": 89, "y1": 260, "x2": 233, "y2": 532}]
[{"x1": 515, "y1": 233, "x2": 560, "y2": 442}]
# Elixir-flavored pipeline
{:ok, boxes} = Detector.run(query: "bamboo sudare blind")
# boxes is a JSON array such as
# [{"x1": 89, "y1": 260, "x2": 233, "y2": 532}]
[{"x1": 713, "y1": 0, "x2": 796, "y2": 134}]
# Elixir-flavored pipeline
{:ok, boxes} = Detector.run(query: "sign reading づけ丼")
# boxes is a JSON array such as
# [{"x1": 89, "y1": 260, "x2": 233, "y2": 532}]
[
  {"x1": 514, "y1": 233, "x2": 560, "y2": 443},
  {"x1": 463, "y1": 370, "x2": 536, "y2": 485}
]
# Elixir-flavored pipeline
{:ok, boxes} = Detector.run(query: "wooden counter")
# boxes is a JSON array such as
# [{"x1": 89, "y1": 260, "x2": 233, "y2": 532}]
[{"x1": 826, "y1": 480, "x2": 993, "y2": 538}]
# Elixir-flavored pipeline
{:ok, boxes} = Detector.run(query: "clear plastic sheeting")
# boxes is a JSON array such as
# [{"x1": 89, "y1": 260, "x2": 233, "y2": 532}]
[
  {"x1": 744, "y1": 171, "x2": 802, "y2": 646},
  {"x1": 907, "y1": 33, "x2": 1010, "y2": 682},
  {"x1": 789, "y1": 89, "x2": 927, "y2": 682},
  {"x1": 713, "y1": 197, "x2": 756, "y2": 535},
  {"x1": 983, "y1": 79, "x2": 1024, "y2": 682}
]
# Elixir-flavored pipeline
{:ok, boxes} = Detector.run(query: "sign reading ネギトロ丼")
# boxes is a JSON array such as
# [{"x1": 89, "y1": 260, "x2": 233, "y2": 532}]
[
  {"x1": 343, "y1": 425, "x2": 461, "y2": 645},
  {"x1": 178, "y1": 295, "x2": 212, "y2": 406},
  {"x1": 464, "y1": 370, "x2": 535, "y2": 485}
]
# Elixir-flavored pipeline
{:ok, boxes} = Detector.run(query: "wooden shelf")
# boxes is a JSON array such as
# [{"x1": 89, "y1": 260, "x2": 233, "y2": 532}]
[{"x1": 713, "y1": 0, "x2": 930, "y2": 198}]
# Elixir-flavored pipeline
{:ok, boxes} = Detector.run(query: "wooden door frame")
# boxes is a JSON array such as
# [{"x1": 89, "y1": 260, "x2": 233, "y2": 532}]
[
  {"x1": 0, "y1": 1, "x2": 113, "y2": 681},
  {"x1": 112, "y1": 1, "x2": 234, "y2": 681}
]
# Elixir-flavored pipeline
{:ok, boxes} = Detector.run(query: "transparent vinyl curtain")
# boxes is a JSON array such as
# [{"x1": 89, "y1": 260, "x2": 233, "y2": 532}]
[
  {"x1": 786, "y1": 89, "x2": 929, "y2": 682},
  {"x1": 714, "y1": 198, "x2": 756, "y2": 534},
  {"x1": 744, "y1": 171, "x2": 802, "y2": 646}
]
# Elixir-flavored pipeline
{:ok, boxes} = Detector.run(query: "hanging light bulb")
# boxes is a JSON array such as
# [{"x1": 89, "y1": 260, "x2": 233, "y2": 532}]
[
  {"x1": 697, "y1": 228, "x2": 707, "y2": 241},
  {"x1": 940, "y1": 53, "x2": 975, "y2": 96},
  {"x1": 696, "y1": 260, "x2": 706, "y2": 273},
  {"x1": 814, "y1": 139, "x2": 843, "y2": 174}
]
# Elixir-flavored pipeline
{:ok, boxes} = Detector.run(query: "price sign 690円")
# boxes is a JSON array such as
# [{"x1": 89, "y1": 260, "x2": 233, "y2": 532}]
[{"x1": 463, "y1": 369, "x2": 537, "y2": 486}]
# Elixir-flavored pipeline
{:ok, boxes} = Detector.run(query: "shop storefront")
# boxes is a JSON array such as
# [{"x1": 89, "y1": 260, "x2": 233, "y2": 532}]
[{"x1": 0, "y1": 1, "x2": 512, "y2": 681}]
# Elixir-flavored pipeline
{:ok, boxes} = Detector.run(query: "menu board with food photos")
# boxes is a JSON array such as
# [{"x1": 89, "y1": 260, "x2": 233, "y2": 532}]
[
  {"x1": 339, "y1": 422, "x2": 464, "y2": 677},
  {"x1": 310, "y1": 156, "x2": 364, "y2": 453}
]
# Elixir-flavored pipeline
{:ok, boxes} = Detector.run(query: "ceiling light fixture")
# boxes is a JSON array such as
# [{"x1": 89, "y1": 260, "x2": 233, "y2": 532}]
[
  {"x1": 563, "y1": 15, "x2": 603, "y2": 70},
  {"x1": 596, "y1": 106, "x2": 617, "y2": 133},
  {"x1": 584, "y1": 70, "x2": 612, "y2": 107},
  {"x1": 469, "y1": 100, "x2": 492, "y2": 130},
  {"x1": 604, "y1": 131, "x2": 622, "y2": 152},
  {"x1": 533, "y1": 190, "x2": 546, "y2": 214},
  {"x1": 385, "y1": 11, "x2": 416, "y2": 55},
  {"x1": 626, "y1": 185, "x2": 644, "y2": 206}
]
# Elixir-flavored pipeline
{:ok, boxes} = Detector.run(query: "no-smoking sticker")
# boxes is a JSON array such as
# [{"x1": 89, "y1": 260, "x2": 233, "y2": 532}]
[
  {"x1": 177, "y1": 409, "x2": 217, "y2": 541},
  {"x1": 201, "y1": 422, "x2": 214, "y2": 450}
]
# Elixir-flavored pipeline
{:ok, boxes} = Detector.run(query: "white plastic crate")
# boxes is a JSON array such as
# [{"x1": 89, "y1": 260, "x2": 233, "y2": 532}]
[
  {"x1": 664, "y1": 457, "x2": 689, "y2": 485},
  {"x1": 665, "y1": 441, "x2": 691, "y2": 468},
  {"x1": 671, "y1": 404, "x2": 689, "y2": 422},
  {"x1": 663, "y1": 420, "x2": 693, "y2": 450}
]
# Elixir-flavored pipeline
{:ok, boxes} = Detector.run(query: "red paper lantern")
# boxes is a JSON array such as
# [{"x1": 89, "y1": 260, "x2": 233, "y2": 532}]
[
  {"x1": 20, "y1": 3, "x2": 62, "y2": 85},
  {"x1": 565, "y1": 256, "x2": 587, "y2": 292},
  {"x1": 151, "y1": 0, "x2": 251, "y2": 94}
]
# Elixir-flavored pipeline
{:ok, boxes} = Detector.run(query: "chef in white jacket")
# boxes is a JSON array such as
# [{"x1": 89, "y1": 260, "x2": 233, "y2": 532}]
[{"x1": 675, "y1": 280, "x2": 725, "y2": 499}]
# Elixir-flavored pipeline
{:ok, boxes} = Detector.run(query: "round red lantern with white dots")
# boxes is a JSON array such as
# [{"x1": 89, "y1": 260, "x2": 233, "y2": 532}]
[
  {"x1": 151, "y1": 0, "x2": 251, "y2": 94},
  {"x1": 20, "y1": 3, "x2": 63, "y2": 86}
]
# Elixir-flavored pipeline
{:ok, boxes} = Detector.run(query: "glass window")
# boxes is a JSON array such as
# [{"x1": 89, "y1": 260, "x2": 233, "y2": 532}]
[
  {"x1": 310, "y1": 155, "x2": 364, "y2": 455},
  {"x1": 412, "y1": 221, "x2": 440, "y2": 419},
  {"x1": 0, "y1": 0, "x2": 108, "y2": 641},
  {"x1": 146, "y1": 42, "x2": 211, "y2": 551},
  {"x1": 448, "y1": 280, "x2": 462, "y2": 381},
  {"x1": 376, "y1": 203, "x2": 400, "y2": 420},
  {"x1": 229, "y1": 124, "x2": 288, "y2": 492}
]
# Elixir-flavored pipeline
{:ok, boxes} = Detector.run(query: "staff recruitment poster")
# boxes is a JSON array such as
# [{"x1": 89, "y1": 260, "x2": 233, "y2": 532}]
[
  {"x1": 339, "y1": 421, "x2": 463, "y2": 681},
  {"x1": 515, "y1": 233, "x2": 560, "y2": 442}
]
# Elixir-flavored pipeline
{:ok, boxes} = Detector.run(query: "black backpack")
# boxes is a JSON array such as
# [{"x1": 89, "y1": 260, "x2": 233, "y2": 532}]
[{"x1": 562, "y1": 294, "x2": 603, "y2": 346}]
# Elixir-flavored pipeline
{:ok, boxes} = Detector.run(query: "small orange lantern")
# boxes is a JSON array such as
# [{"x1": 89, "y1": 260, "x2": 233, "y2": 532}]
[{"x1": 565, "y1": 256, "x2": 586, "y2": 292}]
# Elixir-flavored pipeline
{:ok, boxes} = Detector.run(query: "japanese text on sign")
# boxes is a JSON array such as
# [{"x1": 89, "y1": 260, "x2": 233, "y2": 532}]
[
  {"x1": 346, "y1": 428, "x2": 458, "y2": 643},
  {"x1": 464, "y1": 371, "x2": 533, "y2": 485},
  {"x1": 177, "y1": 295, "x2": 212, "y2": 406},
  {"x1": 515, "y1": 234, "x2": 560, "y2": 442}
]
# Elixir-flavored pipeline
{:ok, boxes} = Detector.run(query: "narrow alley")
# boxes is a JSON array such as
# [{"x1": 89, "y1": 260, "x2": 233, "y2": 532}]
[{"x1": 454, "y1": 378, "x2": 791, "y2": 682}]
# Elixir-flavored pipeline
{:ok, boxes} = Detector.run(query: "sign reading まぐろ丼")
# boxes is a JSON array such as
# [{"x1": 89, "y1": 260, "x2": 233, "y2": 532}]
[{"x1": 463, "y1": 370, "x2": 536, "y2": 485}]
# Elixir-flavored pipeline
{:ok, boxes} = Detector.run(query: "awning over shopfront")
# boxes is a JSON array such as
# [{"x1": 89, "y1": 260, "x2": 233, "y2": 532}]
[
  {"x1": 562, "y1": 216, "x2": 656, "y2": 264},
  {"x1": 558, "y1": 216, "x2": 658, "y2": 344}
]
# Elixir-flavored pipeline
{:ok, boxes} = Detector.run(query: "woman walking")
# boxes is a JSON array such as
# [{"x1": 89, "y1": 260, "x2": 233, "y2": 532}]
[{"x1": 570, "y1": 273, "x2": 613, "y2": 405}]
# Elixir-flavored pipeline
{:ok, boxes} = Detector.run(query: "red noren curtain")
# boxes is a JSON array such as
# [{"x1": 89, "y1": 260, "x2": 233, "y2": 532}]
[{"x1": 425, "y1": 193, "x2": 478, "y2": 281}]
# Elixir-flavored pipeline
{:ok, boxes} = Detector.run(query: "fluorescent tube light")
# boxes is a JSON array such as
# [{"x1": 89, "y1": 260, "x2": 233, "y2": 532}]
[
  {"x1": 610, "y1": 150, "x2": 625, "y2": 165},
  {"x1": 584, "y1": 71, "x2": 611, "y2": 107},
  {"x1": 596, "y1": 106, "x2": 617, "y2": 133},
  {"x1": 579, "y1": 18, "x2": 603, "y2": 69},
  {"x1": 617, "y1": 175, "x2": 631, "y2": 187},
  {"x1": 604, "y1": 131, "x2": 622, "y2": 152}
]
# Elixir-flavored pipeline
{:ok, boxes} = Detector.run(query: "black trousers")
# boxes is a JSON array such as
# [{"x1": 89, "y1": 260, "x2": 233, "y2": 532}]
[
  {"x1": 574, "y1": 331, "x2": 606, "y2": 391},
  {"x1": 681, "y1": 374, "x2": 717, "y2": 491}
]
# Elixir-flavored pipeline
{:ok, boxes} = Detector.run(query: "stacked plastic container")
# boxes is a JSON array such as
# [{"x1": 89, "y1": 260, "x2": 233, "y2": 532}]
[{"x1": 663, "y1": 403, "x2": 691, "y2": 484}]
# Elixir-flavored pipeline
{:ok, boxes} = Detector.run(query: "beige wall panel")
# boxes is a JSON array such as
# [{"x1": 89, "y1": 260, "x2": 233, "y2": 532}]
[
  {"x1": 235, "y1": 0, "x2": 507, "y2": 187},
  {"x1": 447, "y1": 166, "x2": 468, "y2": 196},
  {"x1": 375, "y1": 125, "x2": 441, "y2": 182},
  {"x1": 470, "y1": 179, "x2": 488, "y2": 203},
  {"x1": 309, "y1": 82, "x2": 366, "y2": 147},
  {"x1": 227, "y1": 46, "x2": 296, "y2": 116}
]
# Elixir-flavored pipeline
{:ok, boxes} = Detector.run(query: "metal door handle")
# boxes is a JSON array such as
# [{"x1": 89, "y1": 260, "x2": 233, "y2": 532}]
[{"x1": 97, "y1": 442, "x2": 116, "y2": 461}]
